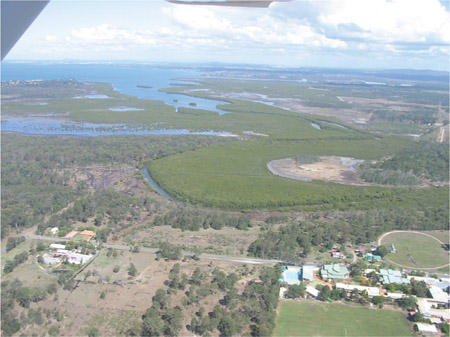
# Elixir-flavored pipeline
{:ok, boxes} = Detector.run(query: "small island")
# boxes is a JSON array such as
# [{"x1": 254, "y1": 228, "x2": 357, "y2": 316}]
[{"x1": 136, "y1": 84, "x2": 152, "y2": 89}]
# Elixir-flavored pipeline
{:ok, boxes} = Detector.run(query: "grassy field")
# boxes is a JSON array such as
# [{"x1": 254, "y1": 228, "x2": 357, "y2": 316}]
[
  {"x1": 381, "y1": 232, "x2": 449, "y2": 269},
  {"x1": 1, "y1": 240, "x2": 58, "y2": 288},
  {"x1": 273, "y1": 301, "x2": 412, "y2": 337}
]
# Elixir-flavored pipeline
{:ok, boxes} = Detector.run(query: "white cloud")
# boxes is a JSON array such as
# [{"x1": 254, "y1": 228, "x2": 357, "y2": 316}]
[
  {"x1": 71, "y1": 24, "x2": 156, "y2": 46},
  {"x1": 12, "y1": 0, "x2": 448, "y2": 69},
  {"x1": 162, "y1": 5, "x2": 347, "y2": 49},
  {"x1": 316, "y1": 0, "x2": 450, "y2": 45}
]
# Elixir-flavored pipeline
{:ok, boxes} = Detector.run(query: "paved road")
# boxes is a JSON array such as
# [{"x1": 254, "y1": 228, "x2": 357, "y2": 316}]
[{"x1": 22, "y1": 235, "x2": 284, "y2": 265}]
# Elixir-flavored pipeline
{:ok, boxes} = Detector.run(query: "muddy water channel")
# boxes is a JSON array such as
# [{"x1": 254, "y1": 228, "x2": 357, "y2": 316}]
[
  {"x1": 142, "y1": 168, "x2": 176, "y2": 201},
  {"x1": 1, "y1": 117, "x2": 233, "y2": 137}
]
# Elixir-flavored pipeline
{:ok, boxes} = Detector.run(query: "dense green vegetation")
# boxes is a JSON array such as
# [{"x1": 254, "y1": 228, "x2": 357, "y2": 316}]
[
  {"x1": 1, "y1": 133, "x2": 228, "y2": 237},
  {"x1": 153, "y1": 204, "x2": 252, "y2": 231},
  {"x1": 359, "y1": 168, "x2": 423, "y2": 186},
  {"x1": 248, "y1": 209, "x2": 448, "y2": 262},
  {"x1": 1, "y1": 278, "x2": 61, "y2": 336},
  {"x1": 372, "y1": 142, "x2": 449, "y2": 182},
  {"x1": 148, "y1": 138, "x2": 447, "y2": 210}
]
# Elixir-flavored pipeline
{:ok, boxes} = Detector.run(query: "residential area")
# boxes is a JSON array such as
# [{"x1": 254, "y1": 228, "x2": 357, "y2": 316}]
[{"x1": 279, "y1": 245, "x2": 450, "y2": 336}]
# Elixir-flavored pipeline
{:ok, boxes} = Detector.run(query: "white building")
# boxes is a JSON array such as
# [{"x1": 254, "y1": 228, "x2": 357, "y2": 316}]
[
  {"x1": 415, "y1": 323, "x2": 437, "y2": 334},
  {"x1": 429, "y1": 285, "x2": 449, "y2": 303},
  {"x1": 50, "y1": 227, "x2": 59, "y2": 235},
  {"x1": 42, "y1": 254, "x2": 61, "y2": 265},
  {"x1": 306, "y1": 286, "x2": 320, "y2": 298},
  {"x1": 335, "y1": 283, "x2": 380, "y2": 297},
  {"x1": 417, "y1": 298, "x2": 450, "y2": 322},
  {"x1": 49, "y1": 243, "x2": 66, "y2": 250},
  {"x1": 63, "y1": 252, "x2": 93, "y2": 265}
]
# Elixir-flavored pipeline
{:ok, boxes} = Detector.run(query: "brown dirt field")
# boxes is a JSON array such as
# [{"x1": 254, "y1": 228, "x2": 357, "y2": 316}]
[
  {"x1": 270, "y1": 156, "x2": 369, "y2": 186},
  {"x1": 17, "y1": 249, "x2": 264, "y2": 337}
]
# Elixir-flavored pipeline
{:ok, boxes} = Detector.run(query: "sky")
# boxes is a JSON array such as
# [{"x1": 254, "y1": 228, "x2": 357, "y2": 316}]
[{"x1": 5, "y1": 0, "x2": 450, "y2": 70}]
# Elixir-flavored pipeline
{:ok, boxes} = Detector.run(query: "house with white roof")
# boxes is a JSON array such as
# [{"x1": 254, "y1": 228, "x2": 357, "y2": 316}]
[
  {"x1": 335, "y1": 283, "x2": 380, "y2": 297},
  {"x1": 428, "y1": 285, "x2": 449, "y2": 303},
  {"x1": 417, "y1": 298, "x2": 450, "y2": 322},
  {"x1": 306, "y1": 286, "x2": 320, "y2": 298},
  {"x1": 414, "y1": 323, "x2": 437, "y2": 334}
]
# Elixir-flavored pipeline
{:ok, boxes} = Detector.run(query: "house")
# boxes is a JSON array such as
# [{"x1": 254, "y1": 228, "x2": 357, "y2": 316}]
[
  {"x1": 306, "y1": 286, "x2": 320, "y2": 298},
  {"x1": 320, "y1": 264, "x2": 350, "y2": 280},
  {"x1": 408, "y1": 276, "x2": 450, "y2": 291},
  {"x1": 79, "y1": 230, "x2": 96, "y2": 241},
  {"x1": 63, "y1": 252, "x2": 94, "y2": 265},
  {"x1": 42, "y1": 254, "x2": 61, "y2": 265},
  {"x1": 428, "y1": 286, "x2": 449, "y2": 303},
  {"x1": 50, "y1": 227, "x2": 59, "y2": 235},
  {"x1": 331, "y1": 250, "x2": 341, "y2": 258},
  {"x1": 49, "y1": 243, "x2": 66, "y2": 250},
  {"x1": 301, "y1": 265, "x2": 315, "y2": 282},
  {"x1": 417, "y1": 298, "x2": 450, "y2": 322},
  {"x1": 335, "y1": 283, "x2": 380, "y2": 297},
  {"x1": 379, "y1": 269, "x2": 410, "y2": 285},
  {"x1": 414, "y1": 323, "x2": 437, "y2": 335},
  {"x1": 365, "y1": 253, "x2": 382, "y2": 261},
  {"x1": 386, "y1": 292, "x2": 406, "y2": 300}
]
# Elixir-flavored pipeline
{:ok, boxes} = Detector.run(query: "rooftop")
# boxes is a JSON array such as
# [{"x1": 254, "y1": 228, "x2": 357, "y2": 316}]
[
  {"x1": 379, "y1": 269, "x2": 410, "y2": 285},
  {"x1": 321, "y1": 264, "x2": 350, "y2": 280}
]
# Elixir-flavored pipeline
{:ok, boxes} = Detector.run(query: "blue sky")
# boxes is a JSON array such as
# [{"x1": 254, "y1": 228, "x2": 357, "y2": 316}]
[{"x1": 5, "y1": 0, "x2": 450, "y2": 70}]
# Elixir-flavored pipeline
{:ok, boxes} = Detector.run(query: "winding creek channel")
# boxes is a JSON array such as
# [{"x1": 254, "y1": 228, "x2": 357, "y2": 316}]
[{"x1": 142, "y1": 168, "x2": 176, "y2": 202}]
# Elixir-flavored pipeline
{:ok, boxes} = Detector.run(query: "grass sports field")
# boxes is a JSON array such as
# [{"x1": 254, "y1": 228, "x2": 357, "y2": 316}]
[
  {"x1": 273, "y1": 301, "x2": 412, "y2": 337},
  {"x1": 381, "y1": 231, "x2": 449, "y2": 270}
]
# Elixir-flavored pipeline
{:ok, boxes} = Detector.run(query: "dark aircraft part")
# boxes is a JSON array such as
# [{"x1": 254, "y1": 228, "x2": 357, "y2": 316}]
[{"x1": 1, "y1": 0, "x2": 50, "y2": 61}]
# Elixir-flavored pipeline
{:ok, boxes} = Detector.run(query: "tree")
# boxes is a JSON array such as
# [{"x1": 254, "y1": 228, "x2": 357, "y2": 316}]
[
  {"x1": 375, "y1": 245, "x2": 389, "y2": 257},
  {"x1": 152, "y1": 289, "x2": 169, "y2": 310},
  {"x1": 128, "y1": 263, "x2": 137, "y2": 277},
  {"x1": 350, "y1": 260, "x2": 367, "y2": 276},
  {"x1": 162, "y1": 307, "x2": 183, "y2": 336},
  {"x1": 318, "y1": 285, "x2": 331, "y2": 301},
  {"x1": 142, "y1": 308, "x2": 164, "y2": 336},
  {"x1": 218, "y1": 314, "x2": 241, "y2": 337},
  {"x1": 285, "y1": 284, "x2": 305, "y2": 299},
  {"x1": 398, "y1": 296, "x2": 417, "y2": 309},
  {"x1": 158, "y1": 242, "x2": 182, "y2": 260},
  {"x1": 3, "y1": 260, "x2": 15, "y2": 274},
  {"x1": 372, "y1": 296, "x2": 385, "y2": 305},
  {"x1": 17, "y1": 287, "x2": 31, "y2": 308},
  {"x1": 411, "y1": 280, "x2": 430, "y2": 298},
  {"x1": 85, "y1": 326, "x2": 100, "y2": 337}
]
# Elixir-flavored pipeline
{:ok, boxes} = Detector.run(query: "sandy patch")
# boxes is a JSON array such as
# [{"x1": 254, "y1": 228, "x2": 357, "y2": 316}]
[{"x1": 268, "y1": 156, "x2": 370, "y2": 186}]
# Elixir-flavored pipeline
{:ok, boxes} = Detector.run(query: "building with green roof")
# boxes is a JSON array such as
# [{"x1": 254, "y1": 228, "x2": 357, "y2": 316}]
[{"x1": 320, "y1": 264, "x2": 350, "y2": 280}]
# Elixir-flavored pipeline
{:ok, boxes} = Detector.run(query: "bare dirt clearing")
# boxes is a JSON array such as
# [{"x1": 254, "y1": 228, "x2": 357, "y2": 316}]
[
  {"x1": 20, "y1": 249, "x2": 262, "y2": 336},
  {"x1": 268, "y1": 156, "x2": 369, "y2": 186}
]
